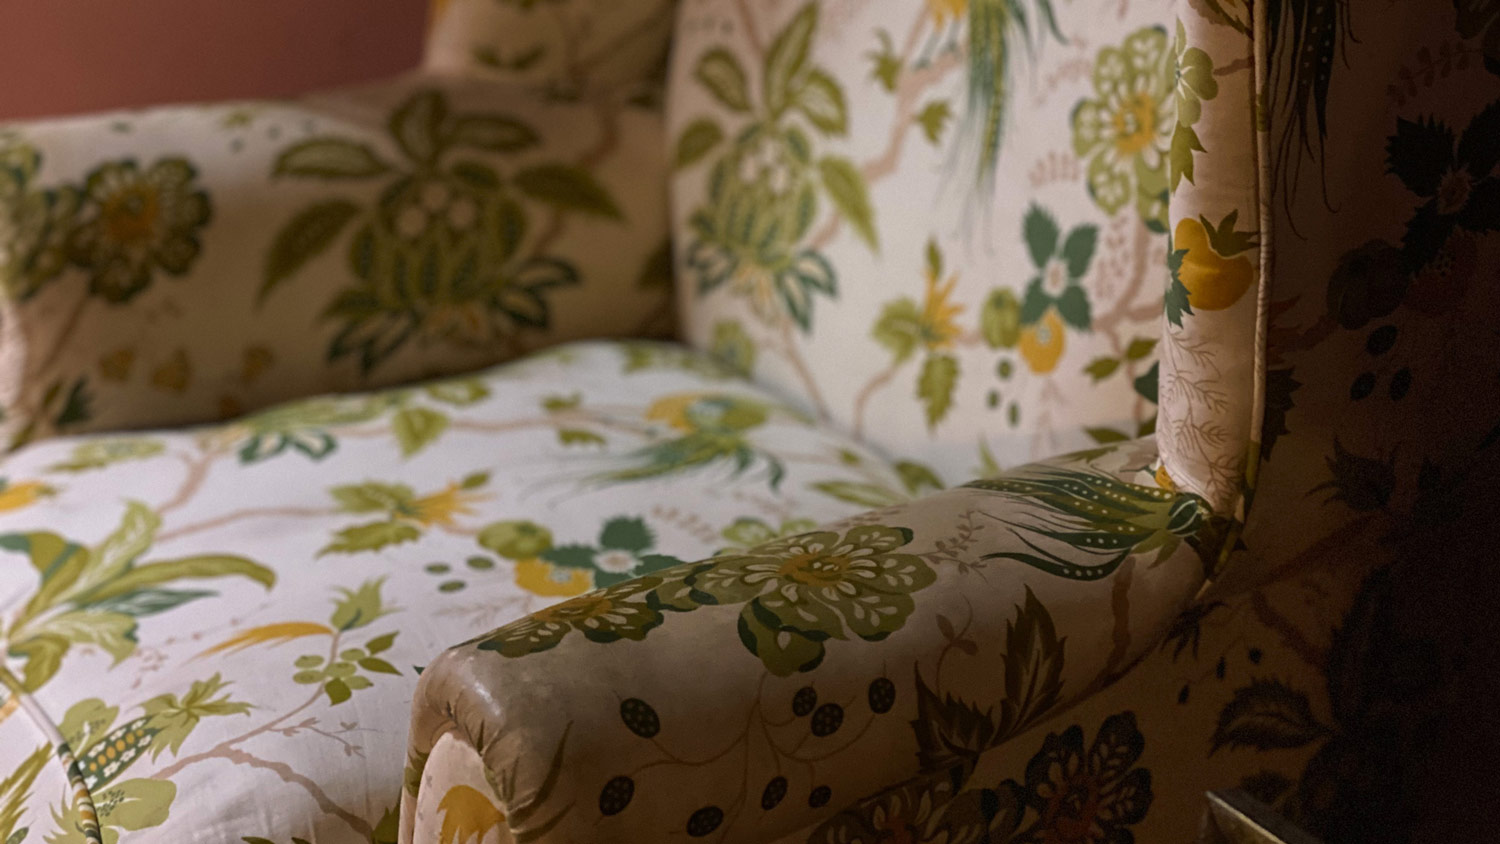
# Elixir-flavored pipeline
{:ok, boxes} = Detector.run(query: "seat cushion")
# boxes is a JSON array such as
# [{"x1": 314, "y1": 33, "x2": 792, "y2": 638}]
[{"x1": 0, "y1": 340, "x2": 918, "y2": 843}]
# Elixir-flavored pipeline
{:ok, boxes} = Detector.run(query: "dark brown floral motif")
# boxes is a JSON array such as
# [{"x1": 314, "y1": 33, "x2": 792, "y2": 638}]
[
  {"x1": 1015, "y1": 712, "x2": 1153, "y2": 844},
  {"x1": 808, "y1": 712, "x2": 1152, "y2": 844}
]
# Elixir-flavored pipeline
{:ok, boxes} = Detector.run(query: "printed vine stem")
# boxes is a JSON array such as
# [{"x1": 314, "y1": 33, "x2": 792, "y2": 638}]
[
  {"x1": 933, "y1": 597, "x2": 978, "y2": 689},
  {"x1": 623, "y1": 671, "x2": 871, "y2": 837},
  {"x1": 573, "y1": 3, "x2": 680, "y2": 87},
  {"x1": 732, "y1": 0, "x2": 766, "y2": 57},
  {"x1": 156, "y1": 444, "x2": 230, "y2": 517},
  {"x1": 150, "y1": 631, "x2": 376, "y2": 838},
  {"x1": 771, "y1": 318, "x2": 832, "y2": 420},
  {"x1": 1102, "y1": 557, "x2": 1136, "y2": 680},
  {"x1": 155, "y1": 506, "x2": 338, "y2": 544},
  {"x1": 808, "y1": 11, "x2": 961, "y2": 253},
  {"x1": 1249, "y1": 590, "x2": 1326, "y2": 672},
  {"x1": 851, "y1": 361, "x2": 901, "y2": 441}
]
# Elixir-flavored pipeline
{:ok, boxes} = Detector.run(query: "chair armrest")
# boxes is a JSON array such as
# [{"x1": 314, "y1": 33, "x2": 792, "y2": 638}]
[
  {"x1": 400, "y1": 438, "x2": 1224, "y2": 844},
  {"x1": 0, "y1": 71, "x2": 668, "y2": 448}
]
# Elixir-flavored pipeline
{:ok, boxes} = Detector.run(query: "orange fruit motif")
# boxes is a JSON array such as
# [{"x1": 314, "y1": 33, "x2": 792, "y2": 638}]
[
  {"x1": 1174, "y1": 216, "x2": 1254, "y2": 311},
  {"x1": 1018, "y1": 309, "x2": 1066, "y2": 374}
]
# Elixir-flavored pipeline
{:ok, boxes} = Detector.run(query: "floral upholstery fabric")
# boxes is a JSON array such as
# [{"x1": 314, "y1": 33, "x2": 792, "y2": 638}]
[
  {"x1": 423, "y1": 0, "x2": 677, "y2": 95},
  {"x1": 0, "y1": 340, "x2": 915, "y2": 843},
  {"x1": 1, "y1": 72, "x2": 670, "y2": 448},
  {"x1": 403, "y1": 432, "x2": 1219, "y2": 843},
  {"x1": 4, "y1": 1, "x2": 1496, "y2": 844}
]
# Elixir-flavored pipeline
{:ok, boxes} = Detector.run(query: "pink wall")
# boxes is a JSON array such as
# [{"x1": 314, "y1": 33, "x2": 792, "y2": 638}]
[{"x1": 0, "y1": 0, "x2": 428, "y2": 121}]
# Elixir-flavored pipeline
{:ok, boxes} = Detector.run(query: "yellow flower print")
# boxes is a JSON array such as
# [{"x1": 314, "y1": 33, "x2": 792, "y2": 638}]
[
  {"x1": 320, "y1": 475, "x2": 489, "y2": 555},
  {"x1": 920, "y1": 264, "x2": 964, "y2": 352},
  {"x1": 1018, "y1": 309, "x2": 1066, "y2": 374},
  {"x1": 407, "y1": 482, "x2": 484, "y2": 528},
  {"x1": 927, "y1": 0, "x2": 967, "y2": 27},
  {"x1": 0, "y1": 478, "x2": 55, "y2": 512},
  {"x1": 513, "y1": 558, "x2": 594, "y2": 598},
  {"x1": 437, "y1": 785, "x2": 506, "y2": 844},
  {"x1": 1071, "y1": 27, "x2": 1174, "y2": 229}
]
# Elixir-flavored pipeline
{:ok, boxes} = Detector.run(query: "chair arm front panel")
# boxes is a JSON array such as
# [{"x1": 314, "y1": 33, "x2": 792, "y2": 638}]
[{"x1": 400, "y1": 437, "x2": 1224, "y2": 844}]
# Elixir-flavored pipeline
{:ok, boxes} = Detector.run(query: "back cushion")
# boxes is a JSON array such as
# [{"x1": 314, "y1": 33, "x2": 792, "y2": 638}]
[{"x1": 669, "y1": 0, "x2": 1182, "y2": 484}]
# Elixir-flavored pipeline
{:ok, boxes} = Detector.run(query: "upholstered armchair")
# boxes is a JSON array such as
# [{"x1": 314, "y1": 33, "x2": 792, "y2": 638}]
[{"x1": 2, "y1": 2, "x2": 1493, "y2": 844}]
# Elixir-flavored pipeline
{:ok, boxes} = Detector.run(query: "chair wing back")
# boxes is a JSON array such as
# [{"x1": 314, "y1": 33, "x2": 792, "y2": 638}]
[{"x1": 666, "y1": 0, "x2": 1251, "y2": 500}]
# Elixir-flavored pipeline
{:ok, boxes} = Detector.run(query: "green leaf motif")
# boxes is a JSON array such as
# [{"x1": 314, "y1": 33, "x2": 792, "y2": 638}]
[
  {"x1": 273, "y1": 139, "x2": 390, "y2": 179},
  {"x1": 78, "y1": 556, "x2": 274, "y2": 605},
  {"x1": 809, "y1": 481, "x2": 906, "y2": 508},
  {"x1": 450, "y1": 115, "x2": 539, "y2": 153},
  {"x1": 424, "y1": 379, "x2": 490, "y2": 406},
  {"x1": 262, "y1": 200, "x2": 360, "y2": 301},
  {"x1": 918, "y1": 354, "x2": 959, "y2": 428},
  {"x1": 331, "y1": 482, "x2": 414, "y2": 514},
  {"x1": 331, "y1": 580, "x2": 392, "y2": 630},
  {"x1": 1084, "y1": 357, "x2": 1120, "y2": 382},
  {"x1": 895, "y1": 461, "x2": 944, "y2": 494},
  {"x1": 764, "y1": 4, "x2": 818, "y2": 115},
  {"x1": 709, "y1": 320, "x2": 756, "y2": 376},
  {"x1": 600, "y1": 517, "x2": 654, "y2": 553},
  {"x1": 557, "y1": 428, "x2": 606, "y2": 447},
  {"x1": 1165, "y1": 242, "x2": 1192, "y2": 327},
  {"x1": 389, "y1": 90, "x2": 448, "y2": 163},
  {"x1": 93, "y1": 777, "x2": 174, "y2": 833},
  {"x1": 793, "y1": 69, "x2": 848, "y2": 134},
  {"x1": 1170, "y1": 122, "x2": 1206, "y2": 191},
  {"x1": 915, "y1": 100, "x2": 952, "y2": 145},
  {"x1": 1061, "y1": 225, "x2": 1099, "y2": 279},
  {"x1": 1211, "y1": 679, "x2": 1330, "y2": 754},
  {"x1": 47, "y1": 438, "x2": 164, "y2": 472},
  {"x1": 325, "y1": 679, "x2": 352, "y2": 705},
  {"x1": 514, "y1": 164, "x2": 622, "y2": 219},
  {"x1": 1023, "y1": 205, "x2": 1060, "y2": 269},
  {"x1": 675, "y1": 119, "x2": 725, "y2": 169},
  {"x1": 872, "y1": 299, "x2": 922, "y2": 362},
  {"x1": 818, "y1": 156, "x2": 877, "y2": 250},
  {"x1": 695, "y1": 48, "x2": 752, "y2": 113},
  {"x1": 319, "y1": 521, "x2": 421, "y2": 556},
  {"x1": 392, "y1": 407, "x2": 450, "y2": 457},
  {"x1": 1054, "y1": 285, "x2": 1092, "y2": 330},
  {"x1": 1133, "y1": 361, "x2": 1159, "y2": 404},
  {"x1": 1125, "y1": 337, "x2": 1157, "y2": 360},
  {"x1": 1085, "y1": 427, "x2": 1130, "y2": 444}
]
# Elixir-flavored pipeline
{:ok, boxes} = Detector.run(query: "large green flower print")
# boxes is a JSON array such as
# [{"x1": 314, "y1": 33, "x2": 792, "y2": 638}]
[
  {"x1": 1071, "y1": 26, "x2": 1174, "y2": 231},
  {"x1": 68, "y1": 158, "x2": 212, "y2": 302},
  {"x1": 475, "y1": 524, "x2": 934, "y2": 676},
  {"x1": 676, "y1": 3, "x2": 875, "y2": 331},
  {"x1": 476, "y1": 576, "x2": 668, "y2": 657},
  {"x1": 666, "y1": 525, "x2": 935, "y2": 675},
  {"x1": 0, "y1": 136, "x2": 77, "y2": 300},
  {"x1": 265, "y1": 89, "x2": 622, "y2": 372}
]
